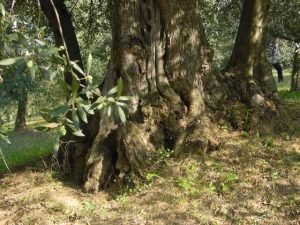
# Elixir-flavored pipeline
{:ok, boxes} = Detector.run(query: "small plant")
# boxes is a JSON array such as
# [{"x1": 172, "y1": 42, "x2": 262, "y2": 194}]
[
  {"x1": 226, "y1": 107, "x2": 253, "y2": 131},
  {"x1": 45, "y1": 202, "x2": 65, "y2": 212},
  {"x1": 155, "y1": 148, "x2": 173, "y2": 165},
  {"x1": 261, "y1": 135, "x2": 276, "y2": 149},
  {"x1": 83, "y1": 200, "x2": 97, "y2": 214},
  {"x1": 176, "y1": 177, "x2": 196, "y2": 193},
  {"x1": 271, "y1": 171, "x2": 279, "y2": 191},
  {"x1": 280, "y1": 132, "x2": 291, "y2": 141},
  {"x1": 145, "y1": 172, "x2": 161, "y2": 183},
  {"x1": 207, "y1": 172, "x2": 239, "y2": 194},
  {"x1": 207, "y1": 182, "x2": 216, "y2": 192},
  {"x1": 176, "y1": 163, "x2": 200, "y2": 196},
  {"x1": 20, "y1": 193, "x2": 35, "y2": 204},
  {"x1": 117, "y1": 194, "x2": 130, "y2": 209},
  {"x1": 119, "y1": 170, "x2": 162, "y2": 195}
]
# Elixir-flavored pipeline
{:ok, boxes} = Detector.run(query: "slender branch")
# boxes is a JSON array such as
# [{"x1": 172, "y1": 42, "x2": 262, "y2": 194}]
[
  {"x1": 10, "y1": 0, "x2": 16, "y2": 13},
  {"x1": 0, "y1": 148, "x2": 11, "y2": 173},
  {"x1": 49, "y1": 0, "x2": 70, "y2": 62}
]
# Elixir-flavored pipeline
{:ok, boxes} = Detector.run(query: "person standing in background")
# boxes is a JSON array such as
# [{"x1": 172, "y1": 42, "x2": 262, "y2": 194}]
[{"x1": 267, "y1": 37, "x2": 284, "y2": 82}]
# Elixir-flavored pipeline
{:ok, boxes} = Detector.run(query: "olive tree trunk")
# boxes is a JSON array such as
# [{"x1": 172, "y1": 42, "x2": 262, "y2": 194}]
[
  {"x1": 82, "y1": 0, "x2": 223, "y2": 193},
  {"x1": 42, "y1": 0, "x2": 280, "y2": 193},
  {"x1": 224, "y1": 0, "x2": 278, "y2": 108}
]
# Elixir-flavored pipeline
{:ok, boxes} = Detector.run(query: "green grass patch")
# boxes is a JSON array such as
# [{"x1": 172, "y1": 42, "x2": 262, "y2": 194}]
[
  {"x1": 0, "y1": 130, "x2": 59, "y2": 173},
  {"x1": 273, "y1": 69, "x2": 300, "y2": 103},
  {"x1": 2, "y1": 117, "x2": 49, "y2": 131},
  {"x1": 278, "y1": 89, "x2": 300, "y2": 103}
]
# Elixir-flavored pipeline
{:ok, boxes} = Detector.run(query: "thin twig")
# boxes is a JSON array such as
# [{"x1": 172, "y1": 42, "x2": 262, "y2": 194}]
[
  {"x1": 49, "y1": 0, "x2": 70, "y2": 62},
  {"x1": 0, "y1": 147, "x2": 11, "y2": 173},
  {"x1": 10, "y1": 0, "x2": 16, "y2": 13}
]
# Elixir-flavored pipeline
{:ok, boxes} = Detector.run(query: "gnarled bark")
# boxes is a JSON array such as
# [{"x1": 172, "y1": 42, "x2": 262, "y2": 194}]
[
  {"x1": 82, "y1": 0, "x2": 222, "y2": 193},
  {"x1": 42, "y1": 0, "x2": 280, "y2": 193}
]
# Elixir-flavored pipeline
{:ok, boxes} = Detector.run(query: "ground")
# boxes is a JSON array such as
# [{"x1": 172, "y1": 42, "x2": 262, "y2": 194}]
[
  {"x1": 0, "y1": 120, "x2": 58, "y2": 173},
  {"x1": 0, "y1": 71, "x2": 299, "y2": 225}
]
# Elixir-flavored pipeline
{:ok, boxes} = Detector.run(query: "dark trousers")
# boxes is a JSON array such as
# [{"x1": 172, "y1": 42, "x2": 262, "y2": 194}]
[{"x1": 272, "y1": 62, "x2": 283, "y2": 82}]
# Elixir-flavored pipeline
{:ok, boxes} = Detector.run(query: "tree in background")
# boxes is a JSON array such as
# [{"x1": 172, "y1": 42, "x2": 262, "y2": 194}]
[
  {"x1": 69, "y1": 0, "x2": 112, "y2": 82},
  {"x1": 269, "y1": 0, "x2": 300, "y2": 91},
  {"x1": 0, "y1": 3, "x2": 64, "y2": 129},
  {"x1": 291, "y1": 44, "x2": 300, "y2": 91},
  {"x1": 199, "y1": 0, "x2": 241, "y2": 69},
  {"x1": 223, "y1": 0, "x2": 278, "y2": 107}
]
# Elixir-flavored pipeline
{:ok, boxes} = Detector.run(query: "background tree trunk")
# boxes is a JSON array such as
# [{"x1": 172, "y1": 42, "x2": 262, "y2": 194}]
[
  {"x1": 41, "y1": 0, "x2": 99, "y2": 182},
  {"x1": 291, "y1": 44, "x2": 300, "y2": 91},
  {"x1": 223, "y1": 0, "x2": 278, "y2": 108},
  {"x1": 40, "y1": 0, "x2": 84, "y2": 84},
  {"x1": 253, "y1": 29, "x2": 278, "y2": 100},
  {"x1": 82, "y1": 0, "x2": 222, "y2": 193},
  {"x1": 15, "y1": 90, "x2": 28, "y2": 130}
]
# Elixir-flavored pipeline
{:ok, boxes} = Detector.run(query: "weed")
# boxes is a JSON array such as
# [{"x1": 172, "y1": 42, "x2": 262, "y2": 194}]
[
  {"x1": 83, "y1": 200, "x2": 97, "y2": 214},
  {"x1": 280, "y1": 132, "x2": 291, "y2": 141},
  {"x1": 118, "y1": 149, "x2": 168, "y2": 195},
  {"x1": 176, "y1": 163, "x2": 200, "y2": 196},
  {"x1": 261, "y1": 135, "x2": 276, "y2": 149},
  {"x1": 176, "y1": 177, "x2": 196, "y2": 193},
  {"x1": 175, "y1": 195, "x2": 187, "y2": 205},
  {"x1": 117, "y1": 195, "x2": 130, "y2": 209},
  {"x1": 145, "y1": 172, "x2": 161, "y2": 183},
  {"x1": 271, "y1": 172, "x2": 279, "y2": 191},
  {"x1": 120, "y1": 171, "x2": 152, "y2": 194},
  {"x1": 226, "y1": 107, "x2": 253, "y2": 131},
  {"x1": 155, "y1": 148, "x2": 173, "y2": 165},
  {"x1": 207, "y1": 172, "x2": 239, "y2": 194}
]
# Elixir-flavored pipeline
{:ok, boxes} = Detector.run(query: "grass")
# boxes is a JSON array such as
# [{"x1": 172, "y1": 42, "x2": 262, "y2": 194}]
[
  {"x1": 2, "y1": 117, "x2": 49, "y2": 130},
  {"x1": 279, "y1": 89, "x2": 300, "y2": 102},
  {"x1": 0, "y1": 129, "x2": 58, "y2": 173},
  {"x1": 0, "y1": 128, "x2": 299, "y2": 225},
  {"x1": 276, "y1": 69, "x2": 300, "y2": 103},
  {"x1": 0, "y1": 69, "x2": 299, "y2": 224}
]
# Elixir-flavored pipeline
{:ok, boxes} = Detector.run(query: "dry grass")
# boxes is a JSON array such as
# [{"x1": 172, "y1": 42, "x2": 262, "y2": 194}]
[{"x1": 0, "y1": 103, "x2": 299, "y2": 225}]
